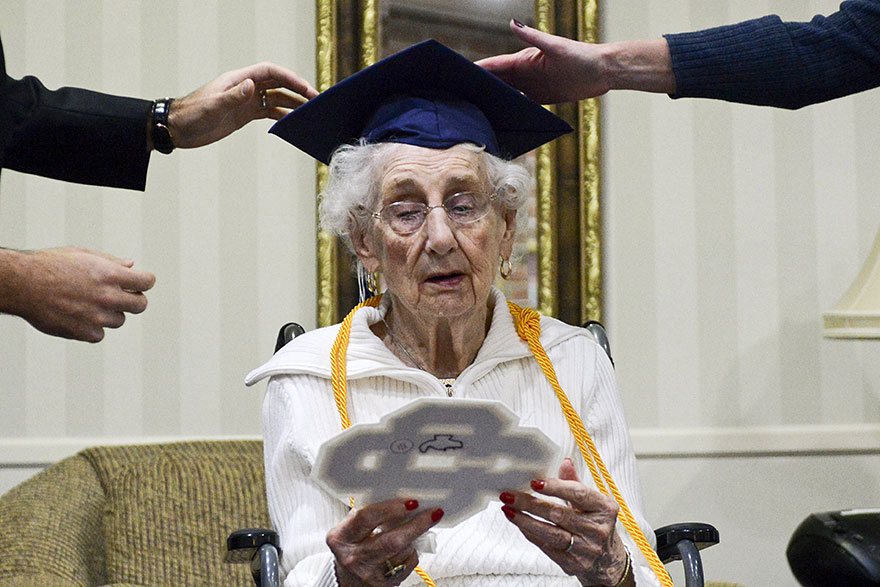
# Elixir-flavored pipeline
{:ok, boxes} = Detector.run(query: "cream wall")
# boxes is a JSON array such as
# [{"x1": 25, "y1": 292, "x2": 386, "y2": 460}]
[
  {"x1": 605, "y1": 0, "x2": 880, "y2": 443},
  {"x1": 2, "y1": 1, "x2": 880, "y2": 586},
  {"x1": 0, "y1": 1, "x2": 316, "y2": 450},
  {"x1": 604, "y1": 0, "x2": 880, "y2": 585}
]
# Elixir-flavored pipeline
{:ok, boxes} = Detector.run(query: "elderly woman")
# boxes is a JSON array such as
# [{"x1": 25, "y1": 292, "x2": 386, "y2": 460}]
[{"x1": 246, "y1": 41, "x2": 664, "y2": 587}]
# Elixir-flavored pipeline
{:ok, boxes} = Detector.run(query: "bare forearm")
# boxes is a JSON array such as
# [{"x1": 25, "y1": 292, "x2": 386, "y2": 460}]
[
  {"x1": 0, "y1": 248, "x2": 28, "y2": 316},
  {"x1": 602, "y1": 38, "x2": 676, "y2": 94}
]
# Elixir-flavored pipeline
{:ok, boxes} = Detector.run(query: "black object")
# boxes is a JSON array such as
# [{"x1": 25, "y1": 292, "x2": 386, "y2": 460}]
[
  {"x1": 655, "y1": 522, "x2": 720, "y2": 587},
  {"x1": 226, "y1": 529, "x2": 281, "y2": 587},
  {"x1": 787, "y1": 510, "x2": 880, "y2": 586},
  {"x1": 274, "y1": 322, "x2": 305, "y2": 352},
  {"x1": 583, "y1": 320, "x2": 614, "y2": 367},
  {"x1": 656, "y1": 522, "x2": 721, "y2": 562},
  {"x1": 150, "y1": 98, "x2": 175, "y2": 154}
]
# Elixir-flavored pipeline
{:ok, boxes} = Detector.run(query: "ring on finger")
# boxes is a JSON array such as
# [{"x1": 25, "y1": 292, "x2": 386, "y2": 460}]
[
  {"x1": 563, "y1": 533, "x2": 576, "y2": 554},
  {"x1": 260, "y1": 90, "x2": 268, "y2": 109},
  {"x1": 383, "y1": 559, "x2": 407, "y2": 579}
]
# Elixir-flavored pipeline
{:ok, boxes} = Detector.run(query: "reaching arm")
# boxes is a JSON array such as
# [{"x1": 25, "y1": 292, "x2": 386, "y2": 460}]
[
  {"x1": 480, "y1": 1, "x2": 880, "y2": 109},
  {"x1": 666, "y1": 0, "x2": 880, "y2": 109},
  {"x1": 162, "y1": 61, "x2": 319, "y2": 150},
  {"x1": 0, "y1": 75, "x2": 153, "y2": 190},
  {"x1": 476, "y1": 20, "x2": 675, "y2": 104},
  {"x1": 2, "y1": 32, "x2": 317, "y2": 189},
  {"x1": 0, "y1": 247, "x2": 156, "y2": 343}
]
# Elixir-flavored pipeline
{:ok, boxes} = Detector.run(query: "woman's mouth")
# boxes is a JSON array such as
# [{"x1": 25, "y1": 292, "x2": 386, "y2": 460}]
[{"x1": 425, "y1": 272, "x2": 466, "y2": 288}]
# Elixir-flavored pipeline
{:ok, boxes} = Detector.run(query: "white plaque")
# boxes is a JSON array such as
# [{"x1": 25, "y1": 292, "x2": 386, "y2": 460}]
[{"x1": 313, "y1": 397, "x2": 561, "y2": 526}]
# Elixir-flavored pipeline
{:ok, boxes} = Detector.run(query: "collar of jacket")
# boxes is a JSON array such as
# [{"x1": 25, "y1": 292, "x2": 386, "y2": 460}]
[{"x1": 244, "y1": 287, "x2": 586, "y2": 388}]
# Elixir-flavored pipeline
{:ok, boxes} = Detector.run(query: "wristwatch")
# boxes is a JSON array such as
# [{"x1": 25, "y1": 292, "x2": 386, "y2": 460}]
[{"x1": 151, "y1": 98, "x2": 175, "y2": 154}]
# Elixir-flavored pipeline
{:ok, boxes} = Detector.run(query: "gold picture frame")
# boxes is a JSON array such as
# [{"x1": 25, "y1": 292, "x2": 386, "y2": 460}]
[{"x1": 315, "y1": 0, "x2": 601, "y2": 327}]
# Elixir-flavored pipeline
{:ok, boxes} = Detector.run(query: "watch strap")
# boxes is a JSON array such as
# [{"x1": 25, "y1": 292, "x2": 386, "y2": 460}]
[{"x1": 151, "y1": 98, "x2": 175, "y2": 154}]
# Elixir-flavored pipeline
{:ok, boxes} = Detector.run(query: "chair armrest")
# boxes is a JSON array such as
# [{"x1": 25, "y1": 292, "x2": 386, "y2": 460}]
[
  {"x1": 225, "y1": 528, "x2": 280, "y2": 563},
  {"x1": 226, "y1": 529, "x2": 281, "y2": 587},
  {"x1": 654, "y1": 522, "x2": 719, "y2": 563},
  {"x1": 0, "y1": 454, "x2": 107, "y2": 585}
]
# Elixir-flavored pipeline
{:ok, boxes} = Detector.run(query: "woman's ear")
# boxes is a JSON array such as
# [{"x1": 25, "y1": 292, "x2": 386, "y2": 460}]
[
  {"x1": 351, "y1": 222, "x2": 381, "y2": 273},
  {"x1": 499, "y1": 209, "x2": 517, "y2": 260}
]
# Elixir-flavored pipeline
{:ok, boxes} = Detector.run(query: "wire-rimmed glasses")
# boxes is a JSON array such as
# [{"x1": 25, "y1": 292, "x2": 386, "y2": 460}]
[{"x1": 365, "y1": 191, "x2": 498, "y2": 235}]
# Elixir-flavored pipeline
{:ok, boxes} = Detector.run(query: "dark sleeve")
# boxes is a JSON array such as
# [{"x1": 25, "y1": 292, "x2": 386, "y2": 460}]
[
  {"x1": 0, "y1": 39, "x2": 153, "y2": 191},
  {"x1": 664, "y1": 0, "x2": 880, "y2": 109}
]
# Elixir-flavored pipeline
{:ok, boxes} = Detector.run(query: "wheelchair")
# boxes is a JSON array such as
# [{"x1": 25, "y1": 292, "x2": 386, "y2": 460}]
[{"x1": 227, "y1": 321, "x2": 720, "y2": 586}]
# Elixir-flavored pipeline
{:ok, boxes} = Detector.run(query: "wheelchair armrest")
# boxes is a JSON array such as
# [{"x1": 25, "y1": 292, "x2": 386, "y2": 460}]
[
  {"x1": 225, "y1": 528, "x2": 280, "y2": 563},
  {"x1": 226, "y1": 529, "x2": 282, "y2": 587},
  {"x1": 655, "y1": 522, "x2": 719, "y2": 563}
]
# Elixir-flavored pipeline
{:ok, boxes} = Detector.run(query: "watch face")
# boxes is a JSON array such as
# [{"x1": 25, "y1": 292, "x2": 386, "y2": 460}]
[{"x1": 153, "y1": 123, "x2": 174, "y2": 154}]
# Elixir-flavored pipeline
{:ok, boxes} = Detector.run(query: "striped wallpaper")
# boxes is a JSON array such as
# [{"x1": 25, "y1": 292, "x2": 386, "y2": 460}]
[
  {"x1": 604, "y1": 0, "x2": 880, "y2": 435},
  {"x1": 2, "y1": 1, "x2": 879, "y2": 584},
  {"x1": 2, "y1": 0, "x2": 878, "y2": 452},
  {"x1": 0, "y1": 0, "x2": 318, "y2": 440}
]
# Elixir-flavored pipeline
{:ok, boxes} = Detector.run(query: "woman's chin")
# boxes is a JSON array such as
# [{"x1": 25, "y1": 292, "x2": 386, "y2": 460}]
[{"x1": 412, "y1": 289, "x2": 471, "y2": 318}]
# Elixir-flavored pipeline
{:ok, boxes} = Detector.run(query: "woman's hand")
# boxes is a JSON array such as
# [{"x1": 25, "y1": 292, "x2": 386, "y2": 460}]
[
  {"x1": 476, "y1": 20, "x2": 675, "y2": 104},
  {"x1": 476, "y1": 20, "x2": 614, "y2": 104},
  {"x1": 499, "y1": 459, "x2": 633, "y2": 586},
  {"x1": 326, "y1": 498, "x2": 444, "y2": 586}
]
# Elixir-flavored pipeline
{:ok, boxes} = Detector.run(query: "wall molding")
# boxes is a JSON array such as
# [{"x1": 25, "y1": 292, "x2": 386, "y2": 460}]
[
  {"x1": 1, "y1": 424, "x2": 878, "y2": 467},
  {"x1": 631, "y1": 423, "x2": 880, "y2": 458}
]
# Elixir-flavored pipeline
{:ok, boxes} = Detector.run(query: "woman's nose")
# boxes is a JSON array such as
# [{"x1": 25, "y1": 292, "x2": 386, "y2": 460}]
[{"x1": 423, "y1": 207, "x2": 457, "y2": 255}]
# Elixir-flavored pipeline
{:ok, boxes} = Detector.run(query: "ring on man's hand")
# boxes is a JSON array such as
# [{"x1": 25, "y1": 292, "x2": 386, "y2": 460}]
[
  {"x1": 563, "y1": 534, "x2": 576, "y2": 554},
  {"x1": 260, "y1": 90, "x2": 268, "y2": 109},
  {"x1": 383, "y1": 559, "x2": 407, "y2": 579}
]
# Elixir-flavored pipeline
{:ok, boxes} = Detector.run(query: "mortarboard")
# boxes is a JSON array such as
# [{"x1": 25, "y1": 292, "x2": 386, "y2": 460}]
[{"x1": 269, "y1": 39, "x2": 573, "y2": 164}]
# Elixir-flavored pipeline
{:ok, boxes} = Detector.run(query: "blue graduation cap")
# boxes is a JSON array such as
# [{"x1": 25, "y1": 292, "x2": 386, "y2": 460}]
[{"x1": 269, "y1": 39, "x2": 572, "y2": 164}]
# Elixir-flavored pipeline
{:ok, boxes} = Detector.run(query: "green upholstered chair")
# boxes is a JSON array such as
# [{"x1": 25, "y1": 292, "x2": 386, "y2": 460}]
[{"x1": 0, "y1": 440, "x2": 270, "y2": 587}]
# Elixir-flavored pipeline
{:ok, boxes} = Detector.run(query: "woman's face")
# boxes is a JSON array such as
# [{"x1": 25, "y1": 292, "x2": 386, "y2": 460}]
[{"x1": 354, "y1": 144, "x2": 516, "y2": 322}]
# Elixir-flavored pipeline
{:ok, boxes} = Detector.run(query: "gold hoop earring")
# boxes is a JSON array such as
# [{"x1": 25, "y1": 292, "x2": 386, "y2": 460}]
[
  {"x1": 367, "y1": 271, "x2": 378, "y2": 294},
  {"x1": 500, "y1": 258, "x2": 512, "y2": 280}
]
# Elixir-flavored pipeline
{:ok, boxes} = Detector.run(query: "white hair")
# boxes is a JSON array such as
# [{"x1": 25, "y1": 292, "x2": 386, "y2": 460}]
[{"x1": 318, "y1": 141, "x2": 533, "y2": 252}]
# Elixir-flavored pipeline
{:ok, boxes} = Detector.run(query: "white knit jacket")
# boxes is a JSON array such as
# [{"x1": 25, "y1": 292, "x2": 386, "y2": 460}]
[{"x1": 246, "y1": 288, "x2": 661, "y2": 587}]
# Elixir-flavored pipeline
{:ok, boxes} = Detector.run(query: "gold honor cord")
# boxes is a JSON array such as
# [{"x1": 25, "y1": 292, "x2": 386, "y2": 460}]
[
  {"x1": 507, "y1": 303, "x2": 673, "y2": 586},
  {"x1": 330, "y1": 297, "x2": 672, "y2": 587},
  {"x1": 328, "y1": 296, "x2": 439, "y2": 586}
]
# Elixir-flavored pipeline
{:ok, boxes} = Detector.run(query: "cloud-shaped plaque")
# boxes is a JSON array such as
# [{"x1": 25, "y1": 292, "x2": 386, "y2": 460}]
[{"x1": 312, "y1": 397, "x2": 560, "y2": 527}]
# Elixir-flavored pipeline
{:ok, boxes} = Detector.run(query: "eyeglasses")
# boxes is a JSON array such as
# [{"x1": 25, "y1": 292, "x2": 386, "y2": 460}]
[{"x1": 367, "y1": 191, "x2": 498, "y2": 235}]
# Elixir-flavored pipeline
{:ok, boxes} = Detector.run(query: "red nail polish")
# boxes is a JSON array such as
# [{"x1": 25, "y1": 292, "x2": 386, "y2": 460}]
[
  {"x1": 431, "y1": 508, "x2": 444, "y2": 523},
  {"x1": 501, "y1": 505, "x2": 516, "y2": 520},
  {"x1": 499, "y1": 492, "x2": 515, "y2": 505},
  {"x1": 531, "y1": 479, "x2": 545, "y2": 491},
  {"x1": 405, "y1": 499, "x2": 419, "y2": 511},
  {"x1": 513, "y1": 19, "x2": 525, "y2": 28}
]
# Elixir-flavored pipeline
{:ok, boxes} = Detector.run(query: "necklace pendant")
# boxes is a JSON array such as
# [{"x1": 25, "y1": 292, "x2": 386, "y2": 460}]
[{"x1": 439, "y1": 378, "x2": 455, "y2": 397}]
